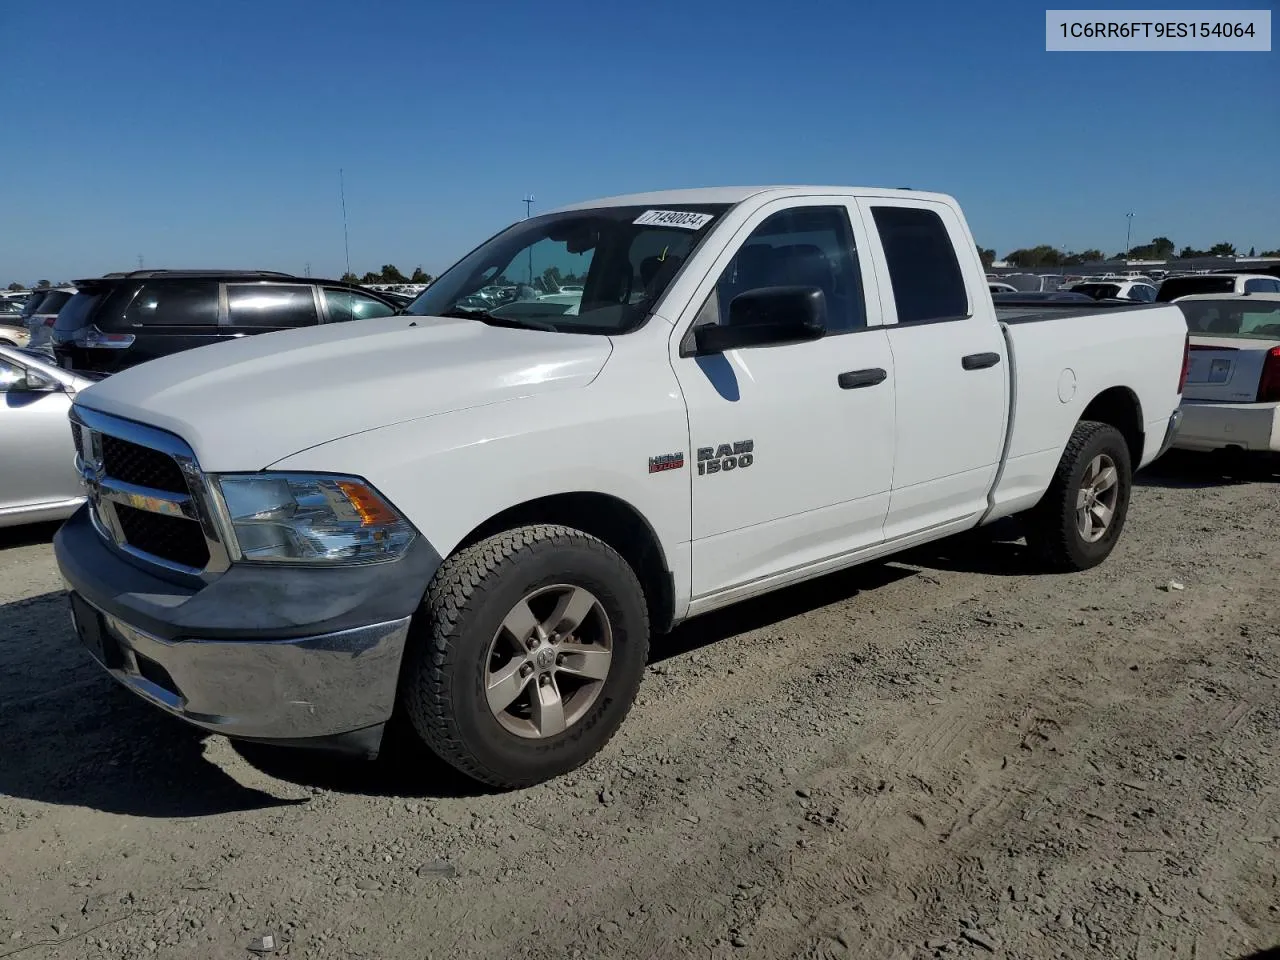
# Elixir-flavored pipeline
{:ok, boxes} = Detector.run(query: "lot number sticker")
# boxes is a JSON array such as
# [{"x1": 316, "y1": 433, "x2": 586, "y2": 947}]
[{"x1": 633, "y1": 210, "x2": 715, "y2": 230}]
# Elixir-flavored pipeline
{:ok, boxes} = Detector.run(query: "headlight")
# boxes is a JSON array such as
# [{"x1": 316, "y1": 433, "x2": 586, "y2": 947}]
[{"x1": 215, "y1": 473, "x2": 416, "y2": 565}]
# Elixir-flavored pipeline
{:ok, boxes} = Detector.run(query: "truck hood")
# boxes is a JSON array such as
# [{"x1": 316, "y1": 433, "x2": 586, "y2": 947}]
[{"x1": 76, "y1": 315, "x2": 613, "y2": 470}]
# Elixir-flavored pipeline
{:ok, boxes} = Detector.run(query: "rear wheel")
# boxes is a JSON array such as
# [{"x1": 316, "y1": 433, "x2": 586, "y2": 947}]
[
  {"x1": 1024, "y1": 420, "x2": 1132, "y2": 572},
  {"x1": 401, "y1": 524, "x2": 649, "y2": 789}
]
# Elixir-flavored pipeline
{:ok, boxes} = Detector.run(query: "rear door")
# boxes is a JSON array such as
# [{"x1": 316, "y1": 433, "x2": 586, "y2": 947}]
[
  {"x1": 225, "y1": 283, "x2": 321, "y2": 335},
  {"x1": 857, "y1": 198, "x2": 1009, "y2": 540}
]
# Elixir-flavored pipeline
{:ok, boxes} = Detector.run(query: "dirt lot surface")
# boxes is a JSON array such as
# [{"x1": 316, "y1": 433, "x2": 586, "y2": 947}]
[{"x1": 1, "y1": 455, "x2": 1277, "y2": 960}]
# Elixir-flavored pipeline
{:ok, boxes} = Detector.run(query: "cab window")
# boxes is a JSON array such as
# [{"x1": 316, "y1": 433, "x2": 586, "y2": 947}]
[{"x1": 712, "y1": 206, "x2": 865, "y2": 333}]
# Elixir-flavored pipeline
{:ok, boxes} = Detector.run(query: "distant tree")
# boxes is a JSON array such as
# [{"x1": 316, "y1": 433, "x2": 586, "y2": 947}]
[
  {"x1": 35, "y1": 279, "x2": 51, "y2": 289},
  {"x1": 977, "y1": 247, "x2": 996, "y2": 268},
  {"x1": 410, "y1": 266, "x2": 433, "y2": 283},
  {"x1": 1261, "y1": 249, "x2": 1280, "y2": 258},
  {"x1": 6, "y1": 281, "x2": 22, "y2": 291},
  {"x1": 1208, "y1": 242, "x2": 1237, "y2": 257},
  {"x1": 1004, "y1": 245, "x2": 1062, "y2": 268},
  {"x1": 1248, "y1": 247, "x2": 1256, "y2": 257},
  {"x1": 542, "y1": 266, "x2": 564, "y2": 288},
  {"x1": 360, "y1": 271, "x2": 380, "y2": 283},
  {"x1": 1062, "y1": 249, "x2": 1104, "y2": 266},
  {"x1": 1150, "y1": 237, "x2": 1175, "y2": 258},
  {"x1": 340, "y1": 272, "x2": 360, "y2": 284},
  {"x1": 1179, "y1": 246, "x2": 1205, "y2": 258},
  {"x1": 380, "y1": 264, "x2": 408, "y2": 283}
]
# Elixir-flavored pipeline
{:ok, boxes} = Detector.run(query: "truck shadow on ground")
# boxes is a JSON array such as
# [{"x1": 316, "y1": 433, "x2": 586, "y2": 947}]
[
  {"x1": 235, "y1": 560, "x2": 922, "y2": 798},
  {"x1": 0, "y1": 588, "x2": 313, "y2": 818},
  {"x1": 1137, "y1": 449, "x2": 1278, "y2": 489}
]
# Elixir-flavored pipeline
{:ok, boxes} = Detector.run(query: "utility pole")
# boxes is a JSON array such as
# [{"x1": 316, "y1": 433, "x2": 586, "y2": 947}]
[
  {"x1": 137, "y1": 254, "x2": 144, "y2": 270},
  {"x1": 523, "y1": 194, "x2": 535, "y2": 285},
  {"x1": 304, "y1": 262, "x2": 311, "y2": 278},
  {"x1": 1124, "y1": 212, "x2": 1135, "y2": 259}
]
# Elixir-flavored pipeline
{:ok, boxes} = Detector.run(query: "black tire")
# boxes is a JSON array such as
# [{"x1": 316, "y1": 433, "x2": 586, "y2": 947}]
[
  {"x1": 400, "y1": 524, "x2": 649, "y2": 789},
  {"x1": 1023, "y1": 420, "x2": 1133, "y2": 572}
]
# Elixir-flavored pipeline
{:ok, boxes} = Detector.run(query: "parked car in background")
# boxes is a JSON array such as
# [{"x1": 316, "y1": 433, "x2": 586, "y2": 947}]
[
  {"x1": 0, "y1": 344, "x2": 99, "y2": 527},
  {"x1": 1157, "y1": 273, "x2": 1280, "y2": 302},
  {"x1": 989, "y1": 281, "x2": 1018, "y2": 294},
  {"x1": 1069, "y1": 280, "x2": 1157, "y2": 303},
  {"x1": 0, "y1": 300, "x2": 30, "y2": 347},
  {"x1": 992, "y1": 291, "x2": 1095, "y2": 304},
  {"x1": 23, "y1": 287, "x2": 75, "y2": 355},
  {"x1": 1171, "y1": 294, "x2": 1280, "y2": 455},
  {"x1": 56, "y1": 184, "x2": 1188, "y2": 789},
  {"x1": 52, "y1": 270, "x2": 403, "y2": 375}
]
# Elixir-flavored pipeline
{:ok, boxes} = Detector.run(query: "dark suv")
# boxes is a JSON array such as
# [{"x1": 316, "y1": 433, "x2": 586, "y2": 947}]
[{"x1": 52, "y1": 270, "x2": 402, "y2": 374}]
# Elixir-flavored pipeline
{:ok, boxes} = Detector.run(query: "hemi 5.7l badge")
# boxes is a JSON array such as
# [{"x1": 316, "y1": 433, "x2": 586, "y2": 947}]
[
  {"x1": 648, "y1": 453, "x2": 685, "y2": 474},
  {"x1": 697, "y1": 440, "x2": 754, "y2": 476}
]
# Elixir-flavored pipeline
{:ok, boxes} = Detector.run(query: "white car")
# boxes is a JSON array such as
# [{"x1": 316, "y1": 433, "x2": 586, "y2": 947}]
[
  {"x1": 55, "y1": 185, "x2": 1188, "y2": 788},
  {"x1": 988, "y1": 281, "x2": 1018, "y2": 295},
  {"x1": 1157, "y1": 273, "x2": 1280, "y2": 302},
  {"x1": 0, "y1": 345, "x2": 95, "y2": 527},
  {"x1": 1068, "y1": 279, "x2": 1157, "y2": 302},
  {"x1": 1172, "y1": 294, "x2": 1280, "y2": 454},
  {"x1": 23, "y1": 286, "x2": 76, "y2": 354}
]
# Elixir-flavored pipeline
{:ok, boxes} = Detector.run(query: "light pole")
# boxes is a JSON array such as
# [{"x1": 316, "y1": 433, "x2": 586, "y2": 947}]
[
  {"x1": 523, "y1": 194, "x2": 535, "y2": 285},
  {"x1": 1124, "y1": 212, "x2": 1134, "y2": 259}
]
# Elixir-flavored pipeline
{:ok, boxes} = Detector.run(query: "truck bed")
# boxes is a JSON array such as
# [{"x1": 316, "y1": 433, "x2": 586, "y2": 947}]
[{"x1": 994, "y1": 300, "x2": 1166, "y2": 324}]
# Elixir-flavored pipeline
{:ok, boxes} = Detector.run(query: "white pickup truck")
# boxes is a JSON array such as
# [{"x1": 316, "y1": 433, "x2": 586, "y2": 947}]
[{"x1": 55, "y1": 186, "x2": 1189, "y2": 788}]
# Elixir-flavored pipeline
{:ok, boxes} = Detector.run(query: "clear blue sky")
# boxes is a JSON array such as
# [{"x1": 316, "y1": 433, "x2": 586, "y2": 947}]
[{"x1": 2, "y1": 0, "x2": 1276, "y2": 284}]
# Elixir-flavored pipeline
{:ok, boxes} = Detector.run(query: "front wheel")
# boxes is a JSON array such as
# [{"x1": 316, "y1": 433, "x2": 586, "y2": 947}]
[
  {"x1": 1023, "y1": 420, "x2": 1133, "y2": 572},
  {"x1": 400, "y1": 524, "x2": 650, "y2": 789}
]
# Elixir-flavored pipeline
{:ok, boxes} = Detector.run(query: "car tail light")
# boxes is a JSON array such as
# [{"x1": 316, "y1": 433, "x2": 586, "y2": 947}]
[
  {"x1": 1258, "y1": 346, "x2": 1280, "y2": 403},
  {"x1": 43, "y1": 316, "x2": 56, "y2": 326},
  {"x1": 73, "y1": 325, "x2": 136, "y2": 350},
  {"x1": 1177, "y1": 334, "x2": 1190, "y2": 395}
]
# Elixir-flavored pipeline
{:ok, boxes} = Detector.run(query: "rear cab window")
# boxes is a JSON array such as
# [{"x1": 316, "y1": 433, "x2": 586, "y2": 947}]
[
  {"x1": 227, "y1": 284, "x2": 319, "y2": 328},
  {"x1": 870, "y1": 205, "x2": 968, "y2": 323}
]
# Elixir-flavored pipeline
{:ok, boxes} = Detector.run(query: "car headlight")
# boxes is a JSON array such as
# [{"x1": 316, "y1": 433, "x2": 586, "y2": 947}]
[{"x1": 215, "y1": 473, "x2": 416, "y2": 565}]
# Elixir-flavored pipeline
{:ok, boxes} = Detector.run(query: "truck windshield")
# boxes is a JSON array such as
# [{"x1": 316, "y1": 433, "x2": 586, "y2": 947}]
[{"x1": 403, "y1": 204, "x2": 731, "y2": 334}]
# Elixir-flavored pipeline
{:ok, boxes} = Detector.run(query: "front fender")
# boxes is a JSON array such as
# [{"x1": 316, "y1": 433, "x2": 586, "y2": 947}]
[{"x1": 269, "y1": 375, "x2": 691, "y2": 567}]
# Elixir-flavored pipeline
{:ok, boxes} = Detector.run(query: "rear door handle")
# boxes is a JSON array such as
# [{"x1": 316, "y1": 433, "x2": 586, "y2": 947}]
[
  {"x1": 837, "y1": 368, "x2": 888, "y2": 389},
  {"x1": 961, "y1": 352, "x2": 1001, "y2": 371}
]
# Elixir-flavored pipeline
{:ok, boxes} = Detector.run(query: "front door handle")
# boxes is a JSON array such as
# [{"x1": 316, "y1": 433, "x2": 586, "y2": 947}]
[
  {"x1": 837, "y1": 368, "x2": 888, "y2": 389},
  {"x1": 962, "y1": 352, "x2": 1001, "y2": 371}
]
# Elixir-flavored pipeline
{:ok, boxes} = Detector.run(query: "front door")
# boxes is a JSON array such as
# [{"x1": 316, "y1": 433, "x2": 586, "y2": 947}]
[{"x1": 670, "y1": 199, "x2": 896, "y2": 601}]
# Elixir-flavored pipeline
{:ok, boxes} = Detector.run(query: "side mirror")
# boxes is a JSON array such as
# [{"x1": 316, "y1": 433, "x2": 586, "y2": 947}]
[
  {"x1": 11, "y1": 370, "x2": 61, "y2": 393},
  {"x1": 694, "y1": 286, "x2": 826, "y2": 354}
]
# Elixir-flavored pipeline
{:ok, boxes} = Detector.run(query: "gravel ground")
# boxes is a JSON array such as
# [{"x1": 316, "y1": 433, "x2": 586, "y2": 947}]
[{"x1": 1, "y1": 453, "x2": 1277, "y2": 960}]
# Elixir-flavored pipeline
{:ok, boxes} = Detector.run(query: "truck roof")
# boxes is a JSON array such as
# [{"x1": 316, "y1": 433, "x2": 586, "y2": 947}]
[{"x1": 547, "y1": 185, "x2": 956, "y2": 213}]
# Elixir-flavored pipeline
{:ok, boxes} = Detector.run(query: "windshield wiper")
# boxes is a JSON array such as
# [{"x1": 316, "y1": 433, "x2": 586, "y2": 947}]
[{"x1": 437, "y1": 309, "x2": 559, "y2": 332}]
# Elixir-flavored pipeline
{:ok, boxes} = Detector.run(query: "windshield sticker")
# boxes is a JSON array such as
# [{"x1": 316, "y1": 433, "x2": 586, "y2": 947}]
[{"x1": 633, "y1": 210, "x2": 715, "y2": 230}]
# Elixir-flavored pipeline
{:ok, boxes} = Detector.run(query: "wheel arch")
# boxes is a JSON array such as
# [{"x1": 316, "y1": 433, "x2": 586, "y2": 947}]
[
  {"x1": 453, "y1": 491, "x2": 676, "y2": 634},
  {"x1": 1080, "y1": 386, "x2": 1144, "y2": 466}
]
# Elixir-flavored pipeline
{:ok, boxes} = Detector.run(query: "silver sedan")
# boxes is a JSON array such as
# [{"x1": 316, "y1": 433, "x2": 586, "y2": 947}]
[{"x1": 0, "y1": 344, "x2": 96, "y2": 527}]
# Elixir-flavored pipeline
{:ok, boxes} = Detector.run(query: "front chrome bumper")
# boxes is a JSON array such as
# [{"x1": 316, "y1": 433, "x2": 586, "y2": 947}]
[{"x1": 70, "y1": 592, "x2": 411, "y2": 744}]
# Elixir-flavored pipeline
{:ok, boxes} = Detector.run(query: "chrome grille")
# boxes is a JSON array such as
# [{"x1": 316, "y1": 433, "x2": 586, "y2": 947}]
[
  {"x1": 101, "y1": 434, "x2": 189, "y2": 494},
  {"x1": 70, "y1": 405, "x2": 231, "y2": 578}
]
